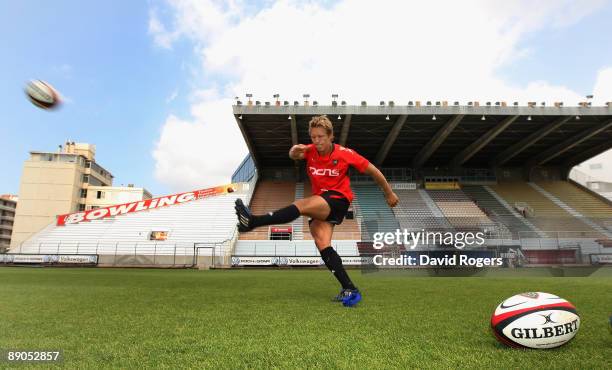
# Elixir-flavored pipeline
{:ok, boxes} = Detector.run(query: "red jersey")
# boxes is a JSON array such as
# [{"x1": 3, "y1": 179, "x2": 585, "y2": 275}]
[{"x1": 304, "y1": 143, "x2": 369, "y2": 202}]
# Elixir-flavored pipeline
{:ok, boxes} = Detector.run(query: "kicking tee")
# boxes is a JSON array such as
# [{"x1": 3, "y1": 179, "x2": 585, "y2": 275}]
[{"x1": 304, "y1": 143, "x2": 369, "y2": 202}]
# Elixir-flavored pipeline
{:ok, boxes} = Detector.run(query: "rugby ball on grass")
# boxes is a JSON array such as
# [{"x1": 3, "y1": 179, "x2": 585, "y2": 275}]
[{"x1": 491, "y1": 292, "x2": 580, "y2": 349}]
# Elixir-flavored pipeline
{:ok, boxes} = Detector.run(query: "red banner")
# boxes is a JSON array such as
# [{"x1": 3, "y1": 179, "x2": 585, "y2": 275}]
[
  {"x1": 270, "y1": 227, "x2": 293, "y2": 233},
  {"x1": 57, "y1": 184, "x2": 238, "y2": 226}
]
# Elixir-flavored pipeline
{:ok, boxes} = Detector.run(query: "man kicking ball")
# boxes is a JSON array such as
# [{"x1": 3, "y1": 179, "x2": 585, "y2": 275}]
[{"x1": 235, "y1": 115, "x2": 399, "y2": 307}]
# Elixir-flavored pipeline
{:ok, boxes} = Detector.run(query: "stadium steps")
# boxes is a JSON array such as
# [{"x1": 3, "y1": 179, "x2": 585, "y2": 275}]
[
  {"x1": 462, "y1": 185, "x2": 541, "y2": 239},
  {"x1": 302, "y1": 180, "x2": 362, "y2": 240},
  {"x1": 292, "y1": 183, "x2": 305, "y2": 240},
  {"x1": 352, "y1": 184, "x2": 400, "y2": 240},
  {"x1": 425, "y1": 189, "x2": 498, "y2": 233},
  {"x1": 489, "y1": 182, "x2": 600, "y2": 237},
  {"x1": 529, "y1": 182, "x2": 612, "y2": 238},
  {"x1": 391, "y1": 185, "x2": 453, "y2": 232},
  {"x1": 534, "y1": 181, "x2": 612, "y2": 232},
  {"x1": 239, "y1": 180, "x2": 296, "y2": 240}
]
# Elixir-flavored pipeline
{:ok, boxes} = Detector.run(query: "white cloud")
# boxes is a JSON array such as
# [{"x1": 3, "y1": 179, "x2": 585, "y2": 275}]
[
  {"x1": 152, "y1": 90, "x2": 247, "y2": 192},
  {"x1": 165, "y1": 88, "x2": 179, "y2": 103},
  {"x1": 592, "y1": 67, "x2": 612, "y2": 104},
  {"x1": 151, "y1": 0, "x2": 607, "y2": 191}
]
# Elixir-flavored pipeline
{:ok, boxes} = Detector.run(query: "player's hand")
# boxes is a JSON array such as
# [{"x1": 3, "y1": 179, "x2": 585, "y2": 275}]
[
  {"x1": 385, "y1": 191, "x2": 399, "y2": 207},
  {"x1": 289, "y1": 144, "x2": 308, "y2": 159}
]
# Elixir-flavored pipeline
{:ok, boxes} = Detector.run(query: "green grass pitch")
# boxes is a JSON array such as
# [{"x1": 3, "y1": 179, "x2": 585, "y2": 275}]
[{"x1": 1, "y1": 267, "x2": 611, "y2": 368}]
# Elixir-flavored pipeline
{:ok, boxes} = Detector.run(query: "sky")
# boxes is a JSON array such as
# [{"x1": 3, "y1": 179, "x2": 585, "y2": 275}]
[{"x1": 1, "y1": 0, "x2": 612, "y2": 197}]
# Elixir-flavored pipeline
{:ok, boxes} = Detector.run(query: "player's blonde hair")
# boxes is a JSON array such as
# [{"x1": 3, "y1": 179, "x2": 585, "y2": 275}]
[{"x1": 309, "y1": 115, "x2": 334, "y2": 136}]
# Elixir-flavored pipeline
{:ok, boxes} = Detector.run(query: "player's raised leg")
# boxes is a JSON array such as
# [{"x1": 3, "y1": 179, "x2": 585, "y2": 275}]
[{"x1": 234, "y1": 195, "x2": 328, "y2": 232}]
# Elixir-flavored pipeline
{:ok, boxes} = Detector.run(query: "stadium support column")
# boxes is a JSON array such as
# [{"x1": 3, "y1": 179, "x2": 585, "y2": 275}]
[
  {"x1": 233, "y1": 114, "x2": 261, "y2": 170},
  {"x1": 413, "y1": 114, "x2": 464, "y2": 168},
  {"x1": 526, "y1": 119, "x2": 612, "y2": 170},
  {"x1": 491, "y1": 116, "x2": 572, "y2": 166},
  {"x1": 450, "y1": 115, "x2": 519, "y2": 168},
  {"x1": 339, "y1": 114, "x2": 352, "y2": 147},
  {"x1": 375, "y1": 115, "x2": 408, "y2": 166},
  {"x1": 290, "y1": 114, "x2": 300, "y2": 179}
]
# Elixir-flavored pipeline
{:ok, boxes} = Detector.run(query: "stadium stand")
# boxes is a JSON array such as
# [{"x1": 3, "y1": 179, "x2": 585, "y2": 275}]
[
  {"x1": 391, "y1": 185, "x2": 453, "y2": 232},
  {"x1": 238, "y1": 180, "x2": 296, "y2": 240},
  {"x1": 352, "y1": 184, "x2": 400, "y2": 240},
  {"x1": 426, "y1": 189, "x2": 498, "y2": 232},
  {"x1": 534, "y1": 181, "x2": 612, "y2": 233},
  {"x1": 488, "y1": 182, "x2": 603, "y2": 237},
  {"x1": 461, "y1": 185, "x2": 537, "y2": 238},
  {"x1": 14, "y1": 186, "x2": 252, "y2": 262}
]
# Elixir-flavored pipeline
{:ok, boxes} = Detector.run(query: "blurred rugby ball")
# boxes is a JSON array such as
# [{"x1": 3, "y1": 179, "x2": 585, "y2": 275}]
[
  {"x1": 25, "y1": 80, "x2": 61, "y2": 109},
  {"x1": 491, "y1": 292, "x2": 580, "y2": 349}
]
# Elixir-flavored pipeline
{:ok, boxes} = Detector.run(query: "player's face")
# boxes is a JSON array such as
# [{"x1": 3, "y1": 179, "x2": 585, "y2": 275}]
[{"x1": 310, "y1": 127, "x2": 333, "y2": 153}]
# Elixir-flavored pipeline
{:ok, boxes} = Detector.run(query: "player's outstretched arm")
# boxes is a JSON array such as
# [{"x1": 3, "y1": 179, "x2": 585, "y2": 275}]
[
  {"x1": 363, "y1": 163, "x2": 399, "y2": 207},
  {"x1": 289, "y1": 144, "x2": 308, "y2": 160}
]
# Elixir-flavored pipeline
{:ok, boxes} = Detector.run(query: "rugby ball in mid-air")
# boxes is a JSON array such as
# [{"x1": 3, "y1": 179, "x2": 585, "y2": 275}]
[
  {"x1": 491, "y1": 292, "x2": 580, "y2": 349},
  {"x1": 25, "y1": 80, "x2": 61, "y2": 109}
]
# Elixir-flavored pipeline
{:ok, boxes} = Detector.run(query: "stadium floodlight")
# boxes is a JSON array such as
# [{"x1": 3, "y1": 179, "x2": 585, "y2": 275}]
[
  {"x1": 385, "y1": 114, "x2": 390, "y2": 120},
  {"x1": 527, "y1": 115, "x2": 532, "y2": 121},
  {"x1": 432, "y1": 114, "x2": 437, "y2": 121},
  {"x1": 481, "y1": 115, "x2": 486, "y2": 121}
]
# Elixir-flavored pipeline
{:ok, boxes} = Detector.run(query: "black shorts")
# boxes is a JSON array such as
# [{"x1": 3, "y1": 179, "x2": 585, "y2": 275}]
[{"x1": 309, "y1": 190, "x2": 350, "y2": 226}]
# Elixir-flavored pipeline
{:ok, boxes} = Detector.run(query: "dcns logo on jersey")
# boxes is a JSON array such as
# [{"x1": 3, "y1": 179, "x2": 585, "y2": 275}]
[{"x1": 309, "y1": 167, "x2": 340, "y2": 176}]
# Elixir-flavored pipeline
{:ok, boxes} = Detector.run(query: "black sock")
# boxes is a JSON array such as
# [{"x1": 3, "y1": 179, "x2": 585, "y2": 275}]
[
  {"x1": 251, "y1": 204, "x2": 301, "y2": 228},
  {"x1": 320, "y1": 246, "x2": 356, "y2": 290}
]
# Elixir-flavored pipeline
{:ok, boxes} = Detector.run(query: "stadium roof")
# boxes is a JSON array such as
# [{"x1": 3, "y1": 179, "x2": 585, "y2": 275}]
[{"x1": 233, "y1": 104, "x2": 612, "y2": 170}]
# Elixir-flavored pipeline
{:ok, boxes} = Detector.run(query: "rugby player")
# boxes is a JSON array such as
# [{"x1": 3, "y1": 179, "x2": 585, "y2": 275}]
[{"x1": 235, "y1": 115, "x2": 399, "y2": 307}]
